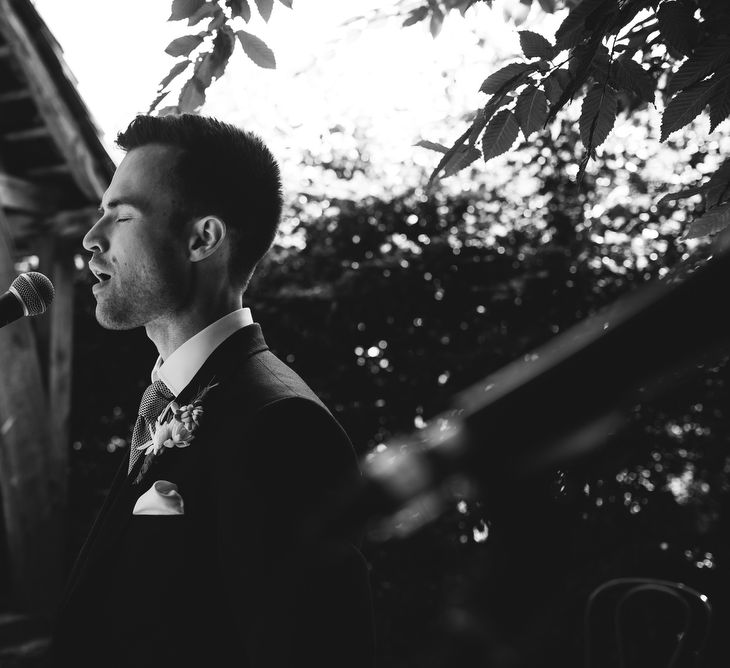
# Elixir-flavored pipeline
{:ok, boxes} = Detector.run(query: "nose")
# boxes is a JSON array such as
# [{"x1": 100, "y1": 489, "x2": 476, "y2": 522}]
[{"x1": 82, "y1": 214, "x2": 108, "y2": 253}]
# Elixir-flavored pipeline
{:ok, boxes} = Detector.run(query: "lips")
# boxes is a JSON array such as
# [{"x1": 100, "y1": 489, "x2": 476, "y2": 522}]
[
  {"x1": 88, "y1": 261, "x2": 112, "y2": 293},
  {"x1": 88, "y1": 261, "x2": 111, "y2": 282}
]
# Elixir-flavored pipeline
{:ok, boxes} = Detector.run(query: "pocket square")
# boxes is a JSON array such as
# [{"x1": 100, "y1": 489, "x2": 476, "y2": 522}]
[{"x1": 133, "y1": 480, "x2": 185, "y2": 516}]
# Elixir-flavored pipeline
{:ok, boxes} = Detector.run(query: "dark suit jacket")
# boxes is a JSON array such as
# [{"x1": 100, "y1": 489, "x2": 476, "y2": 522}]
[{"x1": 52, "y1": 324, "x2": 376, "y2": 667}]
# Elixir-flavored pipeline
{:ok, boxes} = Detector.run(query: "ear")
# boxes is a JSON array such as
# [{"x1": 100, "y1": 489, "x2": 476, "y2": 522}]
[{"x1": 188, "y1": 216, "x2": 227, "y2": 262}]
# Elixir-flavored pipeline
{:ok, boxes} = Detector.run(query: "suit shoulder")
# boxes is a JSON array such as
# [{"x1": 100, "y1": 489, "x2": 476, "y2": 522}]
[{"x1": 229, "y1": 348, "x2": 326, "y2": 414}]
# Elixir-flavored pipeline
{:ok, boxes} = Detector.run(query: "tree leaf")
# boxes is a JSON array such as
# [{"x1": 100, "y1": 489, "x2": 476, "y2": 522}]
[
  {"x1": 480, "y1": 62, "x2": 535, "y2": 95},
  {"x1": 546, "y1": 33, "x2": 603, "y2": 124},
  {"x1": 254, "y1": 0, "x2": 274, "y2": 22},
  {"x1": 148, "y1": 90, "x2": 169, "y2": 113},
  {"x1": 427, "y1": 125, "x2": 474, "y2": 188},
  {"x1": 196, "y1": 28, "x2": 235, "y2": 87},
  {"x1": 703, "y1": 157, "x2": 730, "y2": 208},
  {"x1": 542, "y1": 68, "x2": 571, "y2": 105},
  {"x1": 515, "y1": 86, "x2": 549, "y2": 138},
  {"x1": 579, "y1": 83, "x2": 617, "y2": 151},
  {"x1": 157, "y1": 106, "x2": 181, "y2": 117},
  {"x1": 164, "y1": 33, "x2": 205, "y2": 58},
  {"x1": 657, "y1": 1, "x2": 698, "y2": 58},
  {"x1": 415, "y1": 140, "x2": 449, "y2": 153},
  {"x1": 403, "y1": 6, "x2": 429, "y2": 27},
  {"x1": 430, "y1": 6, "x2": 445, "y2": 38},
  {"x1": 656, "y1": 186, "x2": 703, "y2": 206},
  {"x1": 576, "y1": 150, "x2": 591, "y2": 186},
  {"x1": 178, "y1": 76, "x2": 206, "y2": 112},
  {"x1": 554, "y1": 0, "x2": 616, "y2": 51},
  {"x1": 607, "y1": 0, "x2": 654, "y2": 38},
  {"x1": 158, "y1": 58, "x2": 192, "y2": 90},
  {"x1": 169, "y1": 0, "x2": 206, "y2": 21},
  {"x1": 613, "y1": 56, "x2": 655, "y2": 103},
  {"x1": 456, "y1": 0, "x2": 477, "y2": 17},
  {"x1": 589, "y1": 43, "x2": 611, "y2": 80},
  {"x1": 709, "y1": 78, "x2": 730, "y2": 132},
  {"x1": 443, "y1": 145, "x2": 481, "y2": 177},
  {"x1": 554, "y1": 68, "x2": 572, "y2": 90},
  {"x1": 537, "y1": 0, "x2": 556, "y2": 13},
  {"x1": 665, "y1": 37, "x2": 730, "y2": 96},
  {"x1": 226, "y1": 0, "x2": 251, "y2": 21},
  {"x1": 482, "y1": 109, "x2": 520, "y2": 162},
  {"x1": 208, "y1": 11, "x2": 228, "y2": 31},
  {"x1": 236, "y1": 29, "x2": 276, "y2": 68},
  {"x1": 467, "y1": 108, "x2": 488, "y2": 145},
  {"x1": 684, "y1": 201, "x2": 730, "y2": 239},
  {"x1": 660, "y1": 79, "x2": 715, "y2": 141},
  {"x1": 194, "y1": 52, "x2": 216, "y2": 88},
  {"x1": 187, "y1": 2, "x2": 221, "y2": 26},
  {"x1": 519, "y1": 30, "x2": 555, "y2": 59},
  {"x1": 543, "y1": 76, "x2": 561, "y2": 105}
]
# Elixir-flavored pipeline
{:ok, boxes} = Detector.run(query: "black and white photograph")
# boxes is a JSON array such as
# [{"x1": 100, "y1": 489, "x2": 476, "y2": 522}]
[{"x1": 1, "y1": 0, "x2": 730, "y2": 666}]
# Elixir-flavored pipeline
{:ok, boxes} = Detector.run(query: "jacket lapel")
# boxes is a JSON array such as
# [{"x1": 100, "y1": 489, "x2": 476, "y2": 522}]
[
  {"x1": 60, "y1": 323, "x2": 270, "y2": 611},
  {"x1": 132, "y1": 323, "x2": 268, "y2": 488},
  {"x1": 58, "y1": 456, "x2": 137, "y2": 611}
]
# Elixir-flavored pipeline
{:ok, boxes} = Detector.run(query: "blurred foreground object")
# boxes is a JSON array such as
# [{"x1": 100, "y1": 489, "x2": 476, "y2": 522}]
[{"x1": 327, "y1": 245, "x2": 730, "y2": 541}]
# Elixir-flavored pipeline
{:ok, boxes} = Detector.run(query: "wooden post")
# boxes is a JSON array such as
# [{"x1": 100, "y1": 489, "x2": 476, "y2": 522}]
[
  {"x1": 0, "y1": 204, "x2": 62, "y2": 619},
  {"x1": 47, "y1": 242, "x2": 73, "y2": 515}
]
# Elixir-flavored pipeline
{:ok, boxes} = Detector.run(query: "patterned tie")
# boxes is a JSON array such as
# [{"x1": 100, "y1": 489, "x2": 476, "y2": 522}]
[{"x1": 128, "y1": 380, "x2": 174, "y2": 474}]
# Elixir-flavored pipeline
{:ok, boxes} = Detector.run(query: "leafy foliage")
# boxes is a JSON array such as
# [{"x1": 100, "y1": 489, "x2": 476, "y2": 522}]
[
  {"x1": 153, "y1": 0, "x2": 730, "y2": 237},
  {"x1": 405, "y1": 0, "x2": 730, "y2": 239},
  {"x1": 151, "y1": 0, "x2": 291, "y2": 114}
]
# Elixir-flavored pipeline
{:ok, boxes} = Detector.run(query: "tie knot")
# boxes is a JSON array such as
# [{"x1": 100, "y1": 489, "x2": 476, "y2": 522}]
[{"x1": 138, "y1": 380, "x2": 174, "y2": 422}]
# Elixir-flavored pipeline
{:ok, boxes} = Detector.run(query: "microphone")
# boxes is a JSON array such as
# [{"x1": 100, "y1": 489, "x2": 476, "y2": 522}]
[{"x1": 0, "y1": 272, "x2": 55, "y2": 328}]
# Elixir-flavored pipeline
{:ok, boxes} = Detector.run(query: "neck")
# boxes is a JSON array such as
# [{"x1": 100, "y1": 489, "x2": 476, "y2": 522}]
[{"x1": 145, "y1": 291, "x2": 242, "y2": 361}]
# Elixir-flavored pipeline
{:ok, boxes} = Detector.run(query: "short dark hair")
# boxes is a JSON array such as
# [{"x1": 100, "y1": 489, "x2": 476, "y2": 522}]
[{"x1": 116, "y1": 114, "x2": 283, "y2": 288}]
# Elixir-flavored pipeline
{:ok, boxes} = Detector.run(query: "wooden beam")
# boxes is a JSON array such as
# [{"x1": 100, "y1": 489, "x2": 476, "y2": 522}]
[
  {"x1": 0, "y1": 196, "x2": 64, "y2": 619},
  {"x1": 25, "y1": 164, "x2": 71, "y2": 178},
  {"x1": 0, "y1": 173, "x2": 65, "y2": 213},
  {"x1": 0, "y1": 211, "x2": 41, "y2": 247},
  {"x1": 2, "y1": 126, "x2": 50, "y2": 142},
  {"x1": 0, "y1": 1, "x2": 109, "y2": 200},
  {"x1": 48, "y1": 206, "x2": 98, "y2": 241},
  {"x1": 0, "y1": 88, "x2": 32, "y2": 103},
  {"x1": 2, "y1": 206, "x2": 97, "y2": 249}
]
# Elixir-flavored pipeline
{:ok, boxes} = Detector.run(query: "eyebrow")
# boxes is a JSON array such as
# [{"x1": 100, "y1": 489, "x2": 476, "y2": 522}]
[{"x1": 97, "y1": 197, "x2": 149, "y2": 216}]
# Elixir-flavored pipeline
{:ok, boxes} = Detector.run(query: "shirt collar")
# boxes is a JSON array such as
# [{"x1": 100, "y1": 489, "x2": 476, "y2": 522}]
[{"x1": 151, "y1": 307, "x2": 254, "y2": 396}]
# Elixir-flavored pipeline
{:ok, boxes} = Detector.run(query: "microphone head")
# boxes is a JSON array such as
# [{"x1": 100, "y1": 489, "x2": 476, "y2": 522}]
[{"x1": 11, "y1": 272, "x2": 55, "y2": 316}]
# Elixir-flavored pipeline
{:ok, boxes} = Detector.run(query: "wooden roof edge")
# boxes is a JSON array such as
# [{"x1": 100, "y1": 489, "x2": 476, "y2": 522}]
[
  {"x1": 4, "y1": 205, "x2": 99, "y2": 252},
  {"x1": 1, "y1": 0, "x2": 116, "y2": 201}
]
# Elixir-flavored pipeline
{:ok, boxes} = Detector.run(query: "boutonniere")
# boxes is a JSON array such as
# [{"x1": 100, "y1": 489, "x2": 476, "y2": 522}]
[{"x1": 133, "y1": 380, "x2": 218, "y2": 484}]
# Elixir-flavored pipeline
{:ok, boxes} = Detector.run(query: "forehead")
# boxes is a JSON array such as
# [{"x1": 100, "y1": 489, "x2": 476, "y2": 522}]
[{"x1": 103, "y1": 144, "x2": 182, "y2": 209}]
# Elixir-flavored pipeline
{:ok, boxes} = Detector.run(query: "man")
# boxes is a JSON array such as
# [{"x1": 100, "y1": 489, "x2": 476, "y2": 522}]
[{"x1": 52, "y1": 114, "x2": 375, "y2": 667}]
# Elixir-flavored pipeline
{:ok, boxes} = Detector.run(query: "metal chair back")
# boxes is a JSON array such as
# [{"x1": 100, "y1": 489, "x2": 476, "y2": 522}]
[{"x1": 584, "y1": 577, "x2": 712, "y2": 668}]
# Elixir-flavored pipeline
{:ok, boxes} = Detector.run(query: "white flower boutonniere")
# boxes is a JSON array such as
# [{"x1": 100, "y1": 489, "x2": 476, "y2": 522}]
[{"x1": 133, "y1": 380, "x2": 218, "y2": 484}]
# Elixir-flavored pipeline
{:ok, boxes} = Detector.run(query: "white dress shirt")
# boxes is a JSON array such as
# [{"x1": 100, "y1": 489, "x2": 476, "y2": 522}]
[{"x1": 151, "y1": 307, "x2": 254, "y2": 396}]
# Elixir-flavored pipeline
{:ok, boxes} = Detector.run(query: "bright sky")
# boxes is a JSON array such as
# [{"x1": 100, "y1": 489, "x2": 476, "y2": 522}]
[{"x1": 31, "y1": 0, "x2": 564, "y2": 197}]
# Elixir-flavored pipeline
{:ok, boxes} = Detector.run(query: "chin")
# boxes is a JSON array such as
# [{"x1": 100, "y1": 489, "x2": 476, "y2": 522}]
[{"x1": 95, "y1": 305, "x2": 140, "y2": 331}]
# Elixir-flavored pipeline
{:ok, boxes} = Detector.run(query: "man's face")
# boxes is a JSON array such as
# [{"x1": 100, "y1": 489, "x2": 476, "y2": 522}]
[{"x1": 83, "y1": 144, "x2": 192, "y2": 330}]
